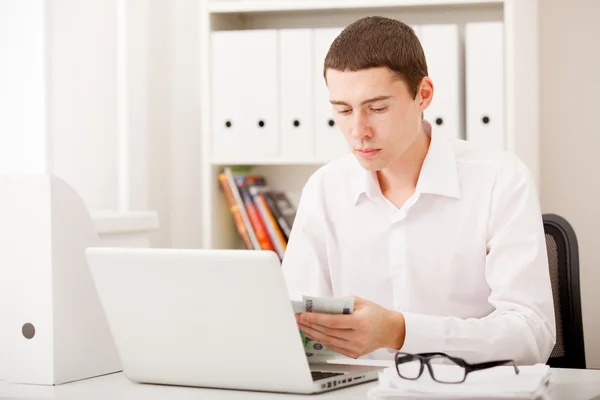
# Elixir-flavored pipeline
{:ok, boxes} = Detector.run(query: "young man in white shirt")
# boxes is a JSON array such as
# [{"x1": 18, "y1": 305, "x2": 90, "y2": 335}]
[{"x1": 281, "y1": 16, "x2": 556, "y2": 364}]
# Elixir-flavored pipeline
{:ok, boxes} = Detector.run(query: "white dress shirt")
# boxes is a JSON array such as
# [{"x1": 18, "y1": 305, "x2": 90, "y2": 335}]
[{"x1": 281, "y1": 129, "x2": 556, "y2": 364}]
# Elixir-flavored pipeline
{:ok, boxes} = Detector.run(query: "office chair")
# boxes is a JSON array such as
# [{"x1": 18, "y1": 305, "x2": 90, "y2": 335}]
[{"x1": 543, "y1": 213, "x2": 586, "y2": 369}]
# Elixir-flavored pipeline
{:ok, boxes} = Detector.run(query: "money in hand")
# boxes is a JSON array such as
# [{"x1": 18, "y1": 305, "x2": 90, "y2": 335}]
[
  {"x1": 291, "y1": 300, "x2": 305, "y2": 314},
  {"x1": 302, "y1": 295, "x2": 354, "y2": 314},
  {"x1": 291, "y1": 295, "x2": 355, "y2": 361}
]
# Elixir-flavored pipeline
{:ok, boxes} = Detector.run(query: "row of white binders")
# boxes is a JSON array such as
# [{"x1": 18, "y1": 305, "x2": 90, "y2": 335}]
[{"x1": 210, "y1": 22, "x2": 504, "y2": 164}]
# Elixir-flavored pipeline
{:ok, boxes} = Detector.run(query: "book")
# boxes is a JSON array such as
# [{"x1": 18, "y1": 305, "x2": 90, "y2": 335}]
[
  {"x1": 270, "y1": 191, "x2": 296, "y2": 232},
  {"x1": 248, "y1": 185, "x2": 287, "y2": 260},
  {"x1": 263, "y1": 191, "x2": 292, "y2": 241},
  {"x1": 217, "y1": 172, "x2": 254, "y2": 250},
  {"x1": 234, "y1": 176, "x2": 275, "y2": 252},
  {"x1": 218, "y1": 168, "x2": 298, "y2": 255}
]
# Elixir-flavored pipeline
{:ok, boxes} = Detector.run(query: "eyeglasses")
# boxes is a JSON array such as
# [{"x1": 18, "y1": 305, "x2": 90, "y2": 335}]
[{"x1": 395, "y1": 352, "x2": 520, "y2": 384}]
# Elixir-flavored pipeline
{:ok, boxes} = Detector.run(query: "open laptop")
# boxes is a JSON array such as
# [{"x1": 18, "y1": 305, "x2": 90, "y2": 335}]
[{"x1": 84, "y1": 247, "x2": 384, "y2": 394}]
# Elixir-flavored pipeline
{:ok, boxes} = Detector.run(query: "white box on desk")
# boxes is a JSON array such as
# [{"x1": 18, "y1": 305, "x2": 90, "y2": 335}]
[{"x1": 0, "y1": 175, "x2": 121, "y2": 385}]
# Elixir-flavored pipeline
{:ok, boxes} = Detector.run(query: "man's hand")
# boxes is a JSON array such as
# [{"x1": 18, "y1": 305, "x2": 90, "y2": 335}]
[{"x1": 296, "y1": 297, "x2": 406, "y2": 359}]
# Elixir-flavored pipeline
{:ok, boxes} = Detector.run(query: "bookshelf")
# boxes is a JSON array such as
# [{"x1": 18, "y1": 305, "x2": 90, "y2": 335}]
[
  {"x1": 199, "y1": 0, "x2": 540, "y2": 250},
  {"x1": 206, "y1": 0, "x2": 504, "y2": 13}
]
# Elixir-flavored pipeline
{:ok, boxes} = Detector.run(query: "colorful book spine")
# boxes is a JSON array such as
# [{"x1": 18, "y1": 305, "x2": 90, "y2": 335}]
[
  {"x1": 263, "y1": 191, "x2": 292, "y2": 241},
  {"x1": 235, "y1": 177, "x2": 275, "y2": 252},
  {"x1": 249, "y1": 185, "x2": 287, "y2": 260},
  {"x1": 217, "y1": 173, "x2": 253, "y2": 250},
  {"x1": 223, "y1": 167, "x2": 260, "y2": 250},
  {"x1": 270, "y1": 191, "x2": 297, "y2": 232}
]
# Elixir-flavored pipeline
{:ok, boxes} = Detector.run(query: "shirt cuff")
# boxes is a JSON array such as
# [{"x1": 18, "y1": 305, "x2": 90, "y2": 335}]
[{"x1": 398, "y1": 312, "x2": 446, "y2": 354}]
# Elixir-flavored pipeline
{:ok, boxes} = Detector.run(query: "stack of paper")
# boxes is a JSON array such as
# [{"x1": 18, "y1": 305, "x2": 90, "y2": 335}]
[{"x1": 367, "y1": 364, "x2": 553, "y2": 400}]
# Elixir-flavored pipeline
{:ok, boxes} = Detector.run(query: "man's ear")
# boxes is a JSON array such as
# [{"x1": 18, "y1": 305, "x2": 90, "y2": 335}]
[{"x1": 417, "y1": 77, "x2": 434, "y2": 112}]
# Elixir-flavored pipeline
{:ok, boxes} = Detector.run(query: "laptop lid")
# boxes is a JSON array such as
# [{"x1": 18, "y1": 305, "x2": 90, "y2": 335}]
[{"x1": 85, "y1": 247, "x2": 316, "y2": 393}]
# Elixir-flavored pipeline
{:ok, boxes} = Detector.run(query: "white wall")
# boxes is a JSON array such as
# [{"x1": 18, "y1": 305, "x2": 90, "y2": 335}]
[
  {"x1": 49, "y1": 0, "x2": 120, "y2": 211},
  {"x1": 539, "y1": 0, "x2": 600, "y2": 369},
  {"x1": 0, "y1": 0, "x2": 197, "y2": 248},
  {"x1": 147, "y1": 0, "x2": 203, "y2": 249},
  {"x1": 0, "y1": 0, "x2": 49, "y2": 174}
]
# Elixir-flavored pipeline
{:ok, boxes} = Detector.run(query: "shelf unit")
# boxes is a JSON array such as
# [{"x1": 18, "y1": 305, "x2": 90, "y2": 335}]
[
  {"x1": 206, "y1": 0, "x2": 503, "y2": 13},
  {"x1": 199, "y1": 0, "x2": 540, "y2": 250}
]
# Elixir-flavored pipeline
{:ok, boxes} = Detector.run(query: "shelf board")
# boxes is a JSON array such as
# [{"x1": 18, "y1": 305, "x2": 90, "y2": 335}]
[
  {"x1": 90, "y1": 211, "x2": 159, "y2": 234},
  {"x1": 207, "y1": 0, "x2": 503, "y2": 14},
  {"x1": 210, "y1": 158, "x2": 329, "y2": 166}
]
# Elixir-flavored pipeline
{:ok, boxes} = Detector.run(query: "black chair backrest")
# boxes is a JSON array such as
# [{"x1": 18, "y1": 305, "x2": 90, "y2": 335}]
[{"x1": 543, "y1": 213, "x2": 586, "y2": 369}]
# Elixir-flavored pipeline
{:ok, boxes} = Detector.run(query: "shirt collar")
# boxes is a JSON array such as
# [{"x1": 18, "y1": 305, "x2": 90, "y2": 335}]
[{"x1": 352, "y1": 129, "x2": 462, "y2": 205}]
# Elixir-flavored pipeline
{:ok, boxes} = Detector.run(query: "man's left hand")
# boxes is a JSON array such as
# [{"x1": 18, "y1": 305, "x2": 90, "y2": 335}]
[{"x1": 296, "y1": 297, "x2": 406, "y2": 359}]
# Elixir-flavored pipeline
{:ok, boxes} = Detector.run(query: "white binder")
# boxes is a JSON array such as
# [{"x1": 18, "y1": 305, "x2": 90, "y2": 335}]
[
  {"x1": 0, "y1": 175, "x2": 121, "y2": 385},
  {"x1": 210, "y1": 29, "x2": 279, "y2": 162},
  {"x1": 465, "y1": 22, "x2": 505, "y2": 150},
  {"x1": 313, "y1": 27, "x2": 348, "y2": 162},
  {"x1": 279, "y1": 29, "x2": 314, "y2": 162},
  {"x1": 211, "y1": 30, "x2": 244, "y2": 161},
  {"x1": 419, "y1": 24, "x2": 462, "y2": 139},
  {"x1": 240, "y1": 29, "x2": 279, "y2": 161}
]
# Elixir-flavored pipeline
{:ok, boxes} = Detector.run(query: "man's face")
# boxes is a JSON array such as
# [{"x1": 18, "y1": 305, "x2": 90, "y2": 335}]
[{"x1": 326, "y1": 67, "x2": 431, "y2": 171}]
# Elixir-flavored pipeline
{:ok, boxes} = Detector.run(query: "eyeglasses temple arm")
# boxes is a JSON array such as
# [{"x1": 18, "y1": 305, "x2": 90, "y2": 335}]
[{"x1": 468, "y1": 360, "x2": 520, "y2": 374}]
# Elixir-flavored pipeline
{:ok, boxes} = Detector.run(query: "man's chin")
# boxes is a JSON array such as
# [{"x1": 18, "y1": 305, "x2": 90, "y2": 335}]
[{"x1": 355, "y1": 157, "x2": 385, "y2": 172}]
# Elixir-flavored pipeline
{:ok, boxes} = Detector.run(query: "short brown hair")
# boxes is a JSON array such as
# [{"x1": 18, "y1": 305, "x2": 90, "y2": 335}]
[{"x1": 324, "y1": 16, "x2": 428, "y2": 99}]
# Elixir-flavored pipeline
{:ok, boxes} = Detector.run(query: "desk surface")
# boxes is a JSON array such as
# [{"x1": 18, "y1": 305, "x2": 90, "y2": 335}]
[{"x1": 1, "y1": 360, "x2": 600, "y2": 400}]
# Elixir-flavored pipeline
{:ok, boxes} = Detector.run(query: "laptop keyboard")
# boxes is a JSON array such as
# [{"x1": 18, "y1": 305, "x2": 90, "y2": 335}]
[{"x1": 311, "y1": 371, "x2": 345, "y2": 381}]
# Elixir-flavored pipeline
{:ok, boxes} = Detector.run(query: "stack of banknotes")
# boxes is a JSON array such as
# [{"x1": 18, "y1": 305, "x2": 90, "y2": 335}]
[{"x1": 292, "y1": 296, "x2": 354, "y2": 360}]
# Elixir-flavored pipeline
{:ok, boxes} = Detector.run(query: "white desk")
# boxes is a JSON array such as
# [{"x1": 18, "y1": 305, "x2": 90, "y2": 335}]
[{"x1": 1, "y1": 361, "x2": 600, "y2": 400}]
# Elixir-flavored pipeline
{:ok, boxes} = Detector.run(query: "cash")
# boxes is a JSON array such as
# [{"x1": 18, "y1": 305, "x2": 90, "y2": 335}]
[
  {"x1": 302, "y1": 295, "x2": 354, "y2": 314},
  {"x1": 291, "y1": 295, "x2": 354, "y2": 361},
  {"x1": 291, "y1": 300, "x2": 305, "y2": 314},
  {"x1": 292, "y1": 296, "x2": 354, "y2": 315}
]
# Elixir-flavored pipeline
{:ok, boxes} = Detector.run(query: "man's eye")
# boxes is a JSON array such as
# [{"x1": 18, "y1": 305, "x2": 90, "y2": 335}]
[
  {"x1": 371, "y1": 107, "x2": 387, "y2": 113},
  {"x1": 338, "y1": 109, "x2": 352, "y2": 115}
]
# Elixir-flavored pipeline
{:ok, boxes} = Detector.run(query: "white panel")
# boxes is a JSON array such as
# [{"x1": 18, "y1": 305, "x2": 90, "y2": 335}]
[
  {"x1": 279, "y1": 29, "x2": 314, "y2": 162},
  {"x1": 207, "y1": 0, "x2": 505, "y2": 14},
  {"x1": 211, "y1": 31, "x2": 245, "y2": 161},
  {"x1": 0, "y1": 176, "x2": 121, "y2": 385},
  {"x1": 465, "y1": 22, "x2": 504, "y2": 150},
  {"x1": 166, "y1": 0, "x2": 203, "y2": 248},
  {"x1": 419, "y1": 24, "x2": 462, "y2": 139},
  {"x1": 118, "y1": 0, "x2": 150, "y2": 211},
  {"x1": 0, "y1": 177, "x2": 54, "y2": 384},
  {"x1": 240, "y1": 30, "x2": 279, "y2": 160},
  {"x1": 50, "y1": 0, "x2": 120, "y2": 210},
  {"x1": 505, "y1": 0, "x2": 540, "y2": 186},
  {"x1": 313, "y1": 27, "x2": 347, "y2": 162},
  {"x1": 128, "y1": 0, "x2": 150, "y2": 211},
  {"x1": 50, "y1": 177, "x2": 122, "y2": 384},
  {"x1": 0, "y1": 0, "x2": 49, "y2": 175}
]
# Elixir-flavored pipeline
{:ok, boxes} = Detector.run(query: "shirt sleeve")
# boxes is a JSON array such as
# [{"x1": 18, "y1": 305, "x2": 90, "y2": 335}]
[
  {"x1": 399, "y1": 159, "x2": 557, "y2": 365},
  {"x1": 281, "y1": 174, "x2": 333, "y2": 300}
]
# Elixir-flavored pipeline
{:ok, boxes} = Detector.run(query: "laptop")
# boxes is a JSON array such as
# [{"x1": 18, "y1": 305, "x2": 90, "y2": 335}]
[{"x1": 84, "y1": 247, "x2": 384, "y2": 394}]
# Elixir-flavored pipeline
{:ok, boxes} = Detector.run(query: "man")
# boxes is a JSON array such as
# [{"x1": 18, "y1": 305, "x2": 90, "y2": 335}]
[{"x1": 281, "y1": 16, "x2": 556, "y2": 365}]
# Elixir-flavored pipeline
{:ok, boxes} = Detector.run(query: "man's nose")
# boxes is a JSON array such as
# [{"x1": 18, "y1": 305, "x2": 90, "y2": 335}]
[{"x1": 350, "y1": 113, "x2": 372, "y2": 141}]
